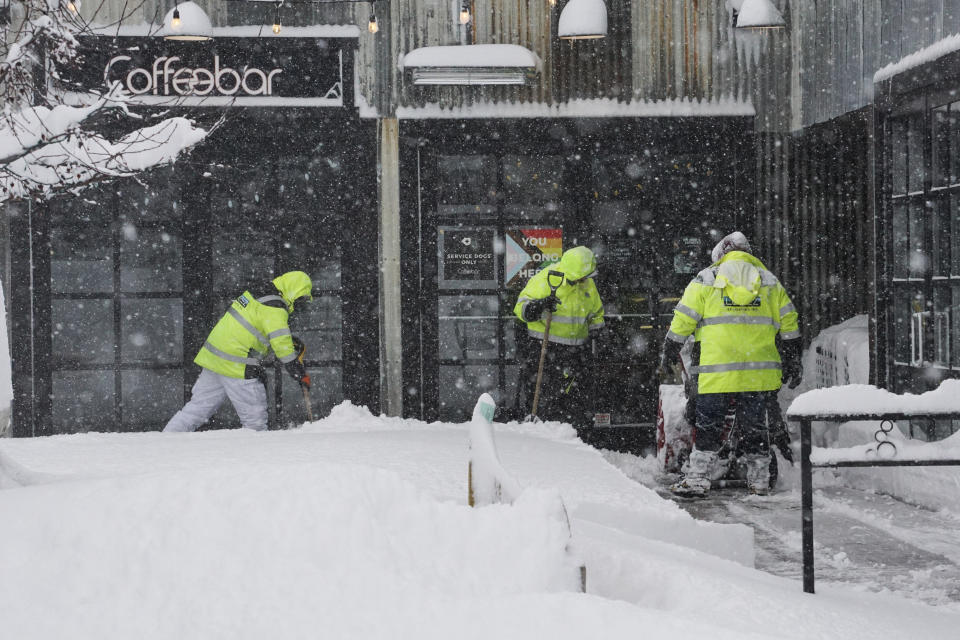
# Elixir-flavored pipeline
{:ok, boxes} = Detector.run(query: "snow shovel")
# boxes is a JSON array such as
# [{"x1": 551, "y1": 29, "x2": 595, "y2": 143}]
[
  {"x1": 529, "y1": 270, "x2": 565, "y2": 420},
  {"x1": 292, "y1": 337, "x2": 314, "y2": 423}
]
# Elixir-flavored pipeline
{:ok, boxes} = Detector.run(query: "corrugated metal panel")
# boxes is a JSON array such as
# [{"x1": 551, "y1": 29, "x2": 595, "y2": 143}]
[{"x1": 357, "y1": 0, "x2": 775, "y2": 112}]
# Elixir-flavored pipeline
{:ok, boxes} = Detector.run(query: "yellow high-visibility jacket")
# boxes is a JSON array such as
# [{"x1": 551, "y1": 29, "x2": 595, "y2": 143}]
[
  {"x1": 514, "y1": 246, "x2": 605, "y2": 346},
  {"x1": 194, "y1": 271, "x2": 313, "y2": 379},
  {"x1": 666, "y1": 251, "x2": 799, "y2": 393}
]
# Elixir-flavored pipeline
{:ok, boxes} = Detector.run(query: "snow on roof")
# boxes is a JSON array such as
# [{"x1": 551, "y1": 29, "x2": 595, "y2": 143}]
[
  {"x1": 393, "y1": 96, "x2": 755, "y2": 120},
  {"x1": 787, "y1": 379, "x2": 960, "y2": 418},
  {"x1": 89, "y1": 22, "x2": 361, "y2": 38},
  {"x1": 874, "y1": 33, "x2": 960, "y2": 83},
  {"x1": 400, "y1": 44, "x2": 542, "y2": 71}
]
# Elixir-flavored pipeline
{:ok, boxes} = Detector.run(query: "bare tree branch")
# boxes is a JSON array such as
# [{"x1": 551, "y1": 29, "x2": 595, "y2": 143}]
[{"x1": 0, "y1": 0, "x2": 209, "y2": 203}]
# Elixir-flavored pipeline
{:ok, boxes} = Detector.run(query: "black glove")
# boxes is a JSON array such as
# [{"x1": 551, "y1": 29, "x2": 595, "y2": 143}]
[
  {"x1": 781, "y1": 338, "x2": 803, "y2": 389},
  {"x1": 285, "y1": 359, "x2": 308, "y2": 385},
  {"x1": 658, "y1": 339, "x2": 683, "y2": 379},
  {"x1": 523, "y1": 294, "x2": 560, "y2": 322}
]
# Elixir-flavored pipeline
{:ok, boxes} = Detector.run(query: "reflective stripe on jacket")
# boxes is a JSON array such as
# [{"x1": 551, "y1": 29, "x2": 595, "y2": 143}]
[
  {"x1": 513, "y1": 252, "x2": 605, "y2": 346},
  {"x1": 194, "y1": 291, "x2": 297, "y2": 379},
  {"x1": 666, "y1": 250, "x2": 799, "y2": 393}
]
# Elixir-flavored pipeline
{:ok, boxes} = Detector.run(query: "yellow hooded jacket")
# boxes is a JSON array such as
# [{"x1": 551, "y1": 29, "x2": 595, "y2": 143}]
[
  {"x1": 513, "y1": 246, "x2": 605, "y2": 346},
  {"x1": 194, "y1": 271, "x2": 313, "y2": 379},
  {"x1": 666, "y1": 251, "x2": 799, "y2": 393}
]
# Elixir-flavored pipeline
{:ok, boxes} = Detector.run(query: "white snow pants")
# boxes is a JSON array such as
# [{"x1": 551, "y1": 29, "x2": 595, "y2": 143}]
[{"x1": 163, "y1": 368, "x2": 268, "y2": 432}]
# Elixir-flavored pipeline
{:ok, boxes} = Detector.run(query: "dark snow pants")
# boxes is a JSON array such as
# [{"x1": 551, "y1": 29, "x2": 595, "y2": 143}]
[{"x1": 695, "y1": 391, "x2": 775, "y2": 455}]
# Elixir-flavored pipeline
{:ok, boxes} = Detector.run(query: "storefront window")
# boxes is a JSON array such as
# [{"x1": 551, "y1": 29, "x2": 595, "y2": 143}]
[
  {"x1": 952, "y1": 100, "x2": 960, "y2": 184},
  {"x1": 932, "y1": 198, "x2": 951, "y2": 277},
  {"x1": 502, "y1": 155, "x2": 566, "y2": 219},
  {"x1": 933, "y1": 104, "x2": 951, "y2": 188},
  {"x1": 52, "y1": 371, "x2": 115, "y2": 433},
  {"x1": 121, "y1": 370, "x2": 184, "y2": 428},
  {"x1": 933, "y1": 286, "x2": 951, "y2": 366},
  {"x1": 120, "y1": 226, "x2": 183, "y2": 292},
  {"x1": 892, "y1": 201, "x2": 909, "y2": 278},
  {"x1": 121, "y1": 299, "x2": 183, "y2": 364},
  {"x1": 953, "y1": 195, "x2": 960, "y2": 277},
  {"x1": 50, "y1": 200, "x2": 113, "y2": 295},
  {"x1": 889, "y1": 119, "x2": 908, "y2": 195},
  {"x1": 438, "y1": 295, "x2": 499, "y2": 361},
  {"x1": 437, "y1": 155, "x2": 498, "y2": 216},
  {"x1": 52, "y1": 299, "x2": 114, "y2": 366},
  {"x1": 908, "y1": 201, "x2": 927, "y2": 277},
  {"x1": 892, "y1": 289, "x2": 912, "y2": 364},
  {"x1": 908, "y1": 113, "x2": 925, "y2": 192},
  {"x1": 953, "y1": 284, "x2": 960, "y2": 368}
]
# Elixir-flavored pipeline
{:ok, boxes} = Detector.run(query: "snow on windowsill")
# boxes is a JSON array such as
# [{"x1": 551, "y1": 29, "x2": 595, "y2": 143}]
[{"x1": 874, "y1": 33, "x2": 960, "y2": 83}]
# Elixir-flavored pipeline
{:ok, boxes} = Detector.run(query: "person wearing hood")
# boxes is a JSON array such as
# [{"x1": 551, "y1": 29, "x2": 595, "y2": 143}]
[
  {"x1": 513, "y1": 246, "x2": 605, "y2": 428},
  {"x1": 660, "y1": 232, "x2": 801, "y2": 496},
  {"x1": 163, "y1": 271, "x2": 313, "y2": 433}
]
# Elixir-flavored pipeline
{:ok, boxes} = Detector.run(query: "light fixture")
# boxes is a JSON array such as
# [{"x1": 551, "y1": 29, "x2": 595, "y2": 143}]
[
  {"x1": 402, "y1": 44, "x2": 541, "y2": 86},
  {"x1": 548, "y1": 0, "x2": 556, "y2": 6},
  {"x1": 66, "y1": 0, "x2": 79, "y2": 13},
  {"x1": 273, "y1": 1, "x2": 282, "y2": 34},
  {"x1": 161, "y1": 2, "x2": 213, "y2": 41},
  {"x1": 731, "y1": 0, "x2": 785, "y2": 30},
  {"x1": 368, "y1": 12, "x2": 379, "y2": 34},
  {"x1": 459, "y1": 3, "x2": 470, "y2": 24},
  {"x1": 558, "y1": 0, "x2": 607, "y2": 40}
]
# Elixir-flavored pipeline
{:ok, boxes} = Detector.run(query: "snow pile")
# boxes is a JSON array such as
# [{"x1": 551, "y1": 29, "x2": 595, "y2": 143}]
[
  {"x1": 0, "y1": 460, "x2": 585, "y2": 638},
  {"x1": 788, "y1": 379, "x2": 960, "y2": 418},
  {"x1": 2, "y1": 403, "x2": 960, "y2": 638},
  {"x1": 0, "y1": 282, "x2": 11, "y2": 436},
  {"x1": 819, "y1": 422, "x2": 960, "y2": 514}
]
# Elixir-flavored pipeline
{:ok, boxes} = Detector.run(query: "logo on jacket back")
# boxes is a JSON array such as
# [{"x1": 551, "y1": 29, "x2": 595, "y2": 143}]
[
  {"x1": 723, "y1": 296, "x2": 761, "y2": 307},
  {"x1": 237, "y1": 294, "x2": 250, "y2": 308}
]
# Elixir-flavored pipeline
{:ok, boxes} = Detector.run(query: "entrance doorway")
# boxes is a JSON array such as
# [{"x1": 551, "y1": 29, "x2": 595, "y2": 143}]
[{"x1": 401, "y1": 117, "x2": 751, "y2": 452}]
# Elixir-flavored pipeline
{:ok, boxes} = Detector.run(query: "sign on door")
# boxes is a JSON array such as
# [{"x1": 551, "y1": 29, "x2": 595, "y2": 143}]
[{"x1": 505, "y1": 228, "x2": 562, "y2": 287}]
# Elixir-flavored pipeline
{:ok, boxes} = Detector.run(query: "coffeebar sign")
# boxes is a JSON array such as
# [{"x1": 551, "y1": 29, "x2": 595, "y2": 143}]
[
  {"x1": 105, "y1": 55, "x2": 284, "y2": 98},
  {"x1": 72, "y1": 37, "x2": 352, "y2": 107}
]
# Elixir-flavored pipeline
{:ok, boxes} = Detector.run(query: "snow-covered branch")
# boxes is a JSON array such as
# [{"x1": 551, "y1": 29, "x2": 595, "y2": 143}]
[{"x1": 0, "y1": 0, "x2": 208, "y2": 203}]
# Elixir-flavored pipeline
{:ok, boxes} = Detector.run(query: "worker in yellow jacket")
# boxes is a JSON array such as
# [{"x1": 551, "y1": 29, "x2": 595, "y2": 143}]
[
  {"x1": 660, "y1": 232, "x2": 801, "y2": 496},
  {"x1": 164, "y1": 271, "x2": 313, "y2": 432},
  {"x1": 514, "y1": 246, "x2": 605, "y2": 427}
]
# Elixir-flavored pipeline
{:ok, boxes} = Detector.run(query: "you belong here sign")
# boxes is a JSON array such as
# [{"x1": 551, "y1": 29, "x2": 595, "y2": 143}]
[{"x1": 71, "y1": 36, "x2": 350, "y2": 107}]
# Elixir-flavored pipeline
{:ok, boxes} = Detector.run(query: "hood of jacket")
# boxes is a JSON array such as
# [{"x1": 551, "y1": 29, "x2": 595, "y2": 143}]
[
  {"x1": 713, "y1": 251, "x2": 765, "y2": 305},
  {"x1": 273, "y1": 271, "x2": 313, "y2": 311},
  {"x1": 556, "y1": 246, "x2": 597, "y2": 282}
]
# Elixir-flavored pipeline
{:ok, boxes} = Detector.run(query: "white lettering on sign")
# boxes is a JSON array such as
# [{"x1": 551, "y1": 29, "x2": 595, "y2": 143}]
[
  {"x1": 521, "y1": 236, "x2": 547, "y2": 247},
  {"x1": 104, "y1": 55, "x2": 283, "y2": 97}
]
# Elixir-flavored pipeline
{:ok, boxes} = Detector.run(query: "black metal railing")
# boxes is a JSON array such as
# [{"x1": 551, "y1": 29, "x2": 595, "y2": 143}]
[{"x1": 785, "y1": 409, "x2": 960, "y2": 594}]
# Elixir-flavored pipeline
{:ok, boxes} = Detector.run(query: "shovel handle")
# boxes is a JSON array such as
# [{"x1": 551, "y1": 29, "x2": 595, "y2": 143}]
[
  {"x1": 302, "y1": 384, "x2": 314, "y2": 422},
  {"x1": 530, "y1": 310, "x2": 553, "y2": 418},
  {"x1": 529, "y1": 271, "x2": 564, "y2": 419}
]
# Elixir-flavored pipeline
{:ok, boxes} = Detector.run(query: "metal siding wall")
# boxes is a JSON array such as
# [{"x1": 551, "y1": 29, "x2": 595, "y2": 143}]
[{"x1": 755, "y1": 112, "x2": 875, "y2": 346}]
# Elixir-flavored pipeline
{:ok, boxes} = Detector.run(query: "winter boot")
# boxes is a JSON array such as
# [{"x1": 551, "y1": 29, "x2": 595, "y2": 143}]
[
  {"x1": 744, "y1": 453, "x2": 773, "y2": 495},
  {"x1": 671, "y1": 449, "x2": 719, "y2": 498}
]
